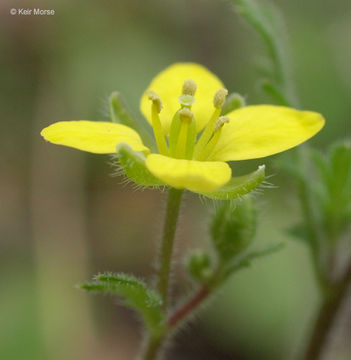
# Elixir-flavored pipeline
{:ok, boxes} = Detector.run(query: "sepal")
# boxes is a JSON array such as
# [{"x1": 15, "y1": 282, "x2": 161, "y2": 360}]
[
  {"x1": 197, "y1": 165, "x2": 265, "y2": 200},
  {"x1": 116, "y1": 143, "x2": 165, "y2": 187},
  {"x1": 109, "y1": 91, "x2": 156, "y2": 150}
]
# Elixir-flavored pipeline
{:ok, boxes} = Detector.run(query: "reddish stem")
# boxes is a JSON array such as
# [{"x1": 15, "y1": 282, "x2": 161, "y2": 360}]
[{"x1": 168, "y1": 286, "x2": 210, "y2": 328}]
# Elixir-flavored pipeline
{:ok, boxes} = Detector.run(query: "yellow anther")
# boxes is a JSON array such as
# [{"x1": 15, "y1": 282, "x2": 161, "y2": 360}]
[
  {"x1": 182, "y1": 79, "x2": 197, "y2": 96},
  {"x1": 213, "y1": 88, "x2": 228, "y2": 109},
  {"x1": 214, "y1": 116, "x2": 230, "y2": 132},
  {"x1": 179, "y1": 108, "x2": 193, "y2": 123},
  {"x1": 148, "y1": 91, "x2": 163, "y2": 113}
]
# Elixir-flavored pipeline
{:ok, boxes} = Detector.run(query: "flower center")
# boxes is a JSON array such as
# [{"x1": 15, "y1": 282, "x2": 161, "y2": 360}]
[{"x1": 148, "y1": 81, "x2": 229, "y2": 161}]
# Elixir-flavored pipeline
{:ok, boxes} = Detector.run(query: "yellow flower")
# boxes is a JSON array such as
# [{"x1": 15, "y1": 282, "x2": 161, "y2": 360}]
[{"x1": 41, "y1": 63, "x2": 324, "y2": 195}]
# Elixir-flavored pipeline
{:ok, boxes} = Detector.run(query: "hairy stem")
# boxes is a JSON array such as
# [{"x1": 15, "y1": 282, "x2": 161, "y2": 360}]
[
  {"x1": 302, "y1": 263, "x2": 351, "y2": 360},
  {"x1": 168, "y1": 285, "x2": 210, "y2": 328},
  {"x1": 142, "y1": 188, "x2": 183, "y2": 360},
  {"x1": 157, "y1": 188, "x2": 183, "y2": 310},
  {"x1": 142, "y1": 337, "x2": 162, "y2": 360}
]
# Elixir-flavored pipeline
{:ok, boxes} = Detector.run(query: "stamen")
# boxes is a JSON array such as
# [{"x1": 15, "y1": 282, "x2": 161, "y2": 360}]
[
  {"x1": 213, "y1": 88, "x2": 228, "y2": 109},
  {"x1": 214, "y1": 116, "x2": 230, "y2": 132},
  {"x1": 182, "y1": 79, "x2": 197, "y2": 96},
  {"x1": 193, "y1": 88, "x2": 228, "y2": 159},
  {"x1": 148, "y1": 91, "x2": 168, "y2": 155},
  {"x1": 197, "y1": 116, "x2": 230, "y2": 161},
  {"x1": 148, "y1": 91, "x2": 163, "y2": 113}
]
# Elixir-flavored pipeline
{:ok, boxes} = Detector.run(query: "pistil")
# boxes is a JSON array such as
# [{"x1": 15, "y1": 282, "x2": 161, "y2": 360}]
[
  {"x1": 169, "y1": 79, "x2": 197, "y2": 158},
  {"x1": 175, "y1": 108, "x2": 196, "y2": 159}
]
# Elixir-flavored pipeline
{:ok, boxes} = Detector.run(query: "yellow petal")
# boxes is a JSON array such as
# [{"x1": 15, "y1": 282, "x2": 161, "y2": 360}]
[
  {"x1": 140, "y1": 63, "x2": 224, "y2": 135},
  {"x1": 209, "y1": 105, "x2": 325, "y2": 161},
  {"x1": 145, "y1": 154, "x2": 231, "y2": 192},
  {"x1": 41, "y1": 121, "x2": 150, "y2": 154}
]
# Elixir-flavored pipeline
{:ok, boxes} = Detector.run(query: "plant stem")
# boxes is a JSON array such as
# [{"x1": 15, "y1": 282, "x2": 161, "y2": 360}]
[
  {"x1": 141, "y1": 188, "x2": 183, "y2": 360},
  {"x1": 157, "y1": 188, "x2": 183, "y2": 310},
  {"x1": 302, "y1": 263, "x2": 351, "y2": 360},
  {"x1": 168, "y1": 285, "x2": 210, "y2": 328},
  {"x1": 142, "y1": 337, "x2": 162, "y2": 360}
]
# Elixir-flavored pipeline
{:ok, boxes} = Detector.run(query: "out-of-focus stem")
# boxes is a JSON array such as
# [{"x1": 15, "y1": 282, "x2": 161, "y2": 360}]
[{"x1": 303, "y1": 264, "x2": 351, "y2": 360}]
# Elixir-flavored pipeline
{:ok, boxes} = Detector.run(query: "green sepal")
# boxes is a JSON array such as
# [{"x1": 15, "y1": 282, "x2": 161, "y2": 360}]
[
  {"x1": 220, "y1": 242, "x2": 285, "y2": 282},
  {"x1": 116, "y1": 143, "x2": 165, "y2": 187},
  {"x1": 197, "y1": 165, "x2": 265, "y2": 200},
  {"x1": 109, "y1": 92, "x2": 156, "y2": 150},
  {"x1": 222, "y1": 92, "x2": 246, "y2": 115},
  {"x1": 210, "y1": 197, "x2": 257, "y2": 263},
  {"x1": 79, "y1": 272, "x2": 165, "y2": 337}
]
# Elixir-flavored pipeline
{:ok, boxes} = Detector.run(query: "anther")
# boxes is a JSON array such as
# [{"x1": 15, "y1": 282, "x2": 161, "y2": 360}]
[
  {"x1": 147, "y1": 91, "x2": 163, "y2": 113},
  {"x1": 213, "y1": 88, "x2": 228, "y2": 109},
  {"x1": 182, "y1": 79, "x2": 197, "y2": 96},
  {"x1": 178, "y1": 108, "x2": 194, "y2": 123},
  {"x1": 214, "y1": 116, "x2": 230, "y2": 132}
]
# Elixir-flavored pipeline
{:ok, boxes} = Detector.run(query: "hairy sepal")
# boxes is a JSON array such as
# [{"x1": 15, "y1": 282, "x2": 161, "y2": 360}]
[{"x1": 116, "y1": 143, "x2": 165, "y2": 187}]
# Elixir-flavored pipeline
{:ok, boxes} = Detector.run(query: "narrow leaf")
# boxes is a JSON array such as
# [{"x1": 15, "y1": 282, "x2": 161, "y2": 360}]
[{"x1": 222, "y1": 242, "x2": 285, "y2": 281}]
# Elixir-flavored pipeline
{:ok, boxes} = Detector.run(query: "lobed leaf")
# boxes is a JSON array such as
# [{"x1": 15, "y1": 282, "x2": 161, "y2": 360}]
[{"x1": 79, "y1": 273, "x2": 165, "y2": 337}]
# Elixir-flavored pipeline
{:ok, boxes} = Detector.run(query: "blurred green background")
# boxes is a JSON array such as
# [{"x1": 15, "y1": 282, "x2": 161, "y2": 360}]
[{"x1": 1, "y1": 0, "x2": 350, "y2": 359}]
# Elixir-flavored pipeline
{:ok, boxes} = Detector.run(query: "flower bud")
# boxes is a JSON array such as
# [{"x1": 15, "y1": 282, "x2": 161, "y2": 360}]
[
  {"x1": 222, "y1": 93, "x2": 246, "y2": 115},
  {"x1": 186, "y1": 250, "x2": 213, "y2": 283},
  {"x1": 210, "y1": 197, "x2": 257, "y2": 263}
]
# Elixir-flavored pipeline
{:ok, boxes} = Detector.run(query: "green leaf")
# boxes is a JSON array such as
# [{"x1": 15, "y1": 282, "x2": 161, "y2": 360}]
[
  {"x1": 198, "y1": 165, "x2": 265, "y2": 200},
  {"x1": 231, "y1": 0, "x2": 297, "y2": 106},
  {"x1": 259, "y1": 79, "x2": 290, "y2": 106},
  {"x1": 109, "y1": 92, "x2": 156, "y2": 150},
  {"x1": 79, "y1": 273, "x2": 165, "y2": 337},
  {"x1": 221, "y1": 242, "x2": 285, "y2": 281},
  {"x1": 210, "y1": 197, "x2": 257, "y2": 263},
  {"x1": 287, "y1": 224, "x2": 312, "y2": 244},
  {"x1": 311, "y1": 141, "x2": 351, "y2": 242},
  {"x1": 116, "y1": 143, "x2": 165, "y2": 188}
]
